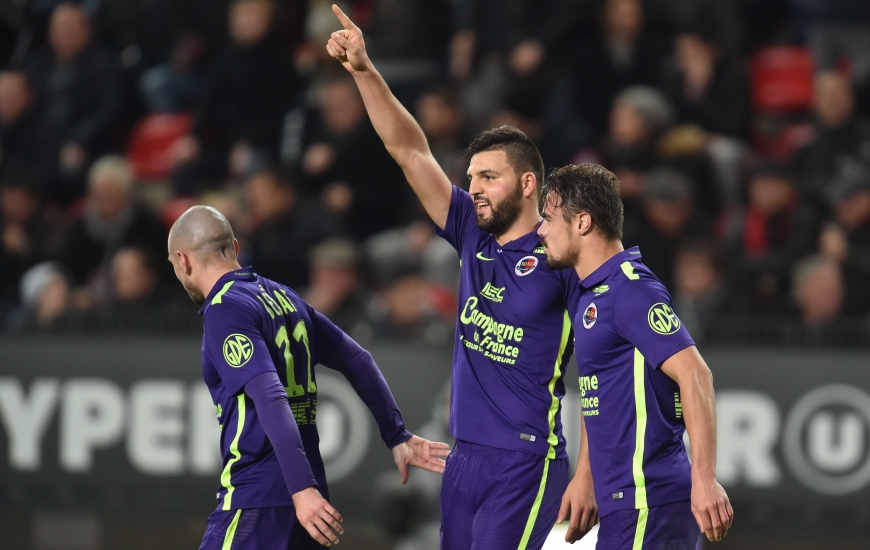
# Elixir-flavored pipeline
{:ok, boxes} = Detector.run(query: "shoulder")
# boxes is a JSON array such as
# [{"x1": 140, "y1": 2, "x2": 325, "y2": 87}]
[
  {"x1": 612, "y1": 261, "x2": 672, "y2": 307},
  {"x1": 204, "y1": 283, "x2": 261, "y2": 322}
]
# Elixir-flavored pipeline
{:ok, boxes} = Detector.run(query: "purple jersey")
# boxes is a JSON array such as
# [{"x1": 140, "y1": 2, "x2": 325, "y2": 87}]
[
  {"x1": 199, "y1": 268, "x2": 410, "y2": 510},
  {"x1": 573, "y1": 248, "x2": 695, "y2": 517},
  {"x1": 436, "y1": 187, "x2": 580, "y2": 459}
]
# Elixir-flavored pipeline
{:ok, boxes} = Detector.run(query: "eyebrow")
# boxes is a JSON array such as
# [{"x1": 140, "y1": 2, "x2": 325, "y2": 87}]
[{"x1": 467, "y1": 168, "x2": 500, "y2": 178}]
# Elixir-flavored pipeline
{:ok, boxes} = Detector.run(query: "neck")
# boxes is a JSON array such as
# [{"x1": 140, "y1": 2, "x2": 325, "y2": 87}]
[
  {"x1": 198, "y1": 261, "x2": 243, "y2": 300},
  {"x1": 494, "y1": 205, "x2": 542, "y2": 246},
  {"x1": 574, "y1": 238, "x2": 624, "y2": 281}
]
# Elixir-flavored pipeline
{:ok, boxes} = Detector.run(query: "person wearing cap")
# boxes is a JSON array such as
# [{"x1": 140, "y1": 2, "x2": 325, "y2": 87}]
[{"x1": 623, "y1": 167, "x2": 709, "y2": 291}]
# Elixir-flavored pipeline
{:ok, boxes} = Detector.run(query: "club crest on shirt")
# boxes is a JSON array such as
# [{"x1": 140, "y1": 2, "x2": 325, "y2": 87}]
[
  {"x1": 582, "y1": 303, "x2": 598, "y2": 329},
  {"x1": 223, "y1": 333, "x2": 254, "y2": 367},
  {"x1": 515, "y1": 255, "x2": 538, "y2": 276}
]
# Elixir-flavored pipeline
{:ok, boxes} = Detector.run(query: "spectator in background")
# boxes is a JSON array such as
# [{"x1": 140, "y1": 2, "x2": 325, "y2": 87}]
[
  {"x1": 602, "y1": 85, "x2": 674, "y2": 172},
  {"x1": 792, "y1": 254, "x2": 845, "y2": 325},
  {"x1": 796, "y1": 0, "x2": 870, "y2": 115},
  {"x1": 244, "y1": 167, "x2": 337, "y2": 289},
  {"x1": 599, "y1": 86, "x2": 673, "y2": 225},
  {"x1": 721, "y1": 163, "x2": 819, "y2": 312},
  {"x1": 450, "y1": 0, "x2": 584, "y2": 131},
  {"x1": 819, "y1": 162, "x2": 870, "y2": 314},
  {"x1": 672, "y1": 240, "x2": 730, "y2": 341},
  {"x1": 297, "y1": 75, "x2": 408, "y2": 240},
  {"x1": 659, "y1": 21, "x2": 750, "y2": 140},
  {"x1": 0, "y1": 177, "x2": 64, "y2": 313},
  {"x1": 172, "y1": 0, "x2": 303, "y2": 195},
  {"x1": 0, "y1": 70, "x2": 46, "y2": 182},
  {"x1": 573, "y1": 0, "x2": 669, "y2": 139},
  {"x1": 303, "y1": 237, "x2": 370, "y2": 337},
  {"x1": 109, "y1": 246, "x2": 165, "y2": 305},
  {"x1": 62, "y1": 156, "x2": 165, "y2": 308},
  {"x1": 623, "y1": 167, "x2": 709, "y2": 291},
  {"x1": 794, "y1": 71, "x2": 870, "y2": 197},
  {"x1": 364, "y1": 218, "x2": 459, "y2": 291},
  {"x1": 415, "y1": 85, "x2": 467, "y2": 187},
  {"x1": 363, "y1": 0, "x2": 453, "y2": 108},
  {"x1": 11, "y1": 261, "x2": 72, "y2": 330},
  {"x1": 25, "y1": 2, "x2": 124, "y2": 204}
]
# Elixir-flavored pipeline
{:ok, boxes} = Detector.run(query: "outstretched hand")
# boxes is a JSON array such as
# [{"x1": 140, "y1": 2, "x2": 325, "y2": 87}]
[
  {"x1": 391, "y1": 434, "x2": 451, "y2": 484},
  {"x1": 326, "y1": 4, "x2": 370, "y2": 74}
]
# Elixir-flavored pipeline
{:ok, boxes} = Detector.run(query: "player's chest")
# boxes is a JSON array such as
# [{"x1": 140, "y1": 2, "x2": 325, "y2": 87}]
[
  {"x1": 459, "y1": 244, "x2": 561, "y2": 317},
  {"x1": 573, "y1": 288, "x2": 630, "y2": 373}
]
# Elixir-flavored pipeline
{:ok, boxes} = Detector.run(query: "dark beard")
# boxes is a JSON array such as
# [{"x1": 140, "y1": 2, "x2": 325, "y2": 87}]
[
  {"x1": 476, "y1": 184, "x2": 524, "y2": 237},
  {"x1": 544, "y1": 245, "x2": 579, "y2": 271}
]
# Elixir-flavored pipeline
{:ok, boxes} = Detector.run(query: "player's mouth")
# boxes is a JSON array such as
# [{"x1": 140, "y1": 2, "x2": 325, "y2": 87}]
[{"x1": 474, "y1": 199, "x2": 490, "y2": 215}]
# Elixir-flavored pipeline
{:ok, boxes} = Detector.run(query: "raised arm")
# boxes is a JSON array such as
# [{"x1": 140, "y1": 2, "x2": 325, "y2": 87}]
[
  {"x1": 326, "y1": 4, "x2": 453, "y2": 229},
  {"x1": 660, "y1": 346, "x2": 734, "y2": 543}
]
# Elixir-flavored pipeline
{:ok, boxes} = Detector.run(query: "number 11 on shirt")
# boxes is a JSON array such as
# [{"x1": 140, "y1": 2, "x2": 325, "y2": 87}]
[{"x1": 276, "y1": 321, "x2": 315, "y2": 397}]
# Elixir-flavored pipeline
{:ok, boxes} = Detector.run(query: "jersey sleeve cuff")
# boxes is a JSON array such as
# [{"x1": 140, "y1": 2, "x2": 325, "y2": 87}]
[{"x1": 385, "y1": 429, "x2": 413, "y2": 449}]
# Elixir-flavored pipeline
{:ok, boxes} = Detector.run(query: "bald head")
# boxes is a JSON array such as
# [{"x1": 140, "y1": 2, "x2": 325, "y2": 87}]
[{"x1": 169, "y1": 205, "x2": 237, "y2": 262}]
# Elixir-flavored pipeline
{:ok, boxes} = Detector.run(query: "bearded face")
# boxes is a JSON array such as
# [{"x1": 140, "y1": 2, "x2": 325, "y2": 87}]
[{"x1": 475, "y1": 179, "x2": 524, "y2": 236}]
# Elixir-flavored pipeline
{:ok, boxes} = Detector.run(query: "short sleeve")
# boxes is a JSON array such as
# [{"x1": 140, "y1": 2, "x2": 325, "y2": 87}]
[
  {"x1": 203, "y1": 299, "x2": 276, "y2": 395},
  {"x1": 613, "y1": 278, "x2": 695, "y2": 369},
  {"x1": 434, "y1": 186, "x2": 477, "y2": 253}
]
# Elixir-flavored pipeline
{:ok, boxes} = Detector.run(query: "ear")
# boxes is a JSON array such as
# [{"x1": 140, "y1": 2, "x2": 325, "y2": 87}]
[
  {"x1": 178, "y1": 250, "x2": 193, "y2": 276},
  {"x1": 521, "y1": 172, "x2": 537, "y2": 198},
  {"x1": 577, "y1": 212, "x2": 594, "y2": 237},
  {"x1": 233, "y1": 238, "x2": 240, "y2": 258}
]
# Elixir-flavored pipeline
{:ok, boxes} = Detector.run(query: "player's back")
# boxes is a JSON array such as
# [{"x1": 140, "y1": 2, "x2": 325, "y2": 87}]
[{"x1": 199, "y1": 269, "x2": 328, "y2": 511}]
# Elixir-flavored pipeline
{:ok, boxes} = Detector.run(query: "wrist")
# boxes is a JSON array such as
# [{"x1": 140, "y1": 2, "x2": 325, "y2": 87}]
[{"x1": 691, "y1": 465, "x2": 716, "y2": 481}]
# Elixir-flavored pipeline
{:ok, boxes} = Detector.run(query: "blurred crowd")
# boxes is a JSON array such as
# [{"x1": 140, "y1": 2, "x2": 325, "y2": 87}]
[{"x1": 1, "y1": 0, "x2": 870, "y2": 342}]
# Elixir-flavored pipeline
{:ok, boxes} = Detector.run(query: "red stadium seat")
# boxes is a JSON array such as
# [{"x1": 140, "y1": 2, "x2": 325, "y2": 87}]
[
  {"x1": 126, "y1": 113, "x2": 193, "y2": 180},
  {"x1": 750, "y1": 46, "x2": 815, "y2": 114}
]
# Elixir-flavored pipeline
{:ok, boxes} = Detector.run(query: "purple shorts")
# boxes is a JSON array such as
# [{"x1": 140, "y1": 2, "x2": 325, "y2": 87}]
[
  {"x1": 440, "y1": 440, "x2": 569, "y2": 550},
  {"x1": 596, "y1": 500, "x2": 701, "y2": 550},
  {"x1": 199, "y1": 506, "x2": 319, "y2": 550}
]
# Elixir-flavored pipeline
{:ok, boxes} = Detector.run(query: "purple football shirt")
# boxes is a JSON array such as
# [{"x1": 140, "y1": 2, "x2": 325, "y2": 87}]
[
  {"x1": 573, "y1": 247, "x2": 695, "y2": 517},
  {"x1": 436, "y1": 187, "x2": 580, "y2": 459},
  {"x1": 199, "y1": 268, "x2": 410, "y2": 510}
]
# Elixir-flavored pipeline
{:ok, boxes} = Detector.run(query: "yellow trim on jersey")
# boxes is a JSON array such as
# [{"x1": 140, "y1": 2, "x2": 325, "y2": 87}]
[
  {"x1": 546, "y1": 310, "x2": 572, "y2": 459},
  {"x1": 211, "y1": 281, "x2": 236, "y2": 305},
  {"x1": 221, "y1": 394, "x2": 246, "y2": 510},
  {"x1": 632, "y1": 348, "x2": 648, "y2": 508}
]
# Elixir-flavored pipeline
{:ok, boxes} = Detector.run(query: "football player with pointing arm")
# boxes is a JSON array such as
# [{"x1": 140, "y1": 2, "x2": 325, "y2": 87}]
[{"x1": 326, "y1": 6, "x2": 597, "y2": 549}]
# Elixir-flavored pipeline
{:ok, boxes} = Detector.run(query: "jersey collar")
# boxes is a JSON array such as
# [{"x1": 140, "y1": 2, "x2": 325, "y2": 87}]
[
  {"x1": 492, "y1": 221, "x2": 545, "y2": 252},
  {"x1": 578, "y1": 247, "x2": 642, "y2": 289},
  {"x1": 198, "y1": 267, "x2": 257, "y2": 314}
]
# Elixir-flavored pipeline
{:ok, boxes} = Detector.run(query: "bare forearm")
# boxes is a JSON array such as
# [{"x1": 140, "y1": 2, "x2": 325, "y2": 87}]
[
  {"x1": 680, "y1": 366, "x2": 717, "y2": 479},
  {"x1": 352, "y1": 70, "x2": 430, "y2": 162},
  {"x1": 574, "y1": 414, "x2": 593, "y2": 482}
]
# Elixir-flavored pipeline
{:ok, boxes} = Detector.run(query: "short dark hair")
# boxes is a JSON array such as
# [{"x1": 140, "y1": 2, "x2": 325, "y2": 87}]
[
  {"x1": 540, "y1": 163, "x2": 624, "y2": 241},
  {"x1": 465, "y1": 125, "x2": 545, "y2": 198}
]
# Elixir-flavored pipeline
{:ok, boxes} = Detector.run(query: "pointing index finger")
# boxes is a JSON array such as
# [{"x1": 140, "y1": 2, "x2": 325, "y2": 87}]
[{"x1": 332, "y1": 4, "x2": 359, "y2": 32}]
